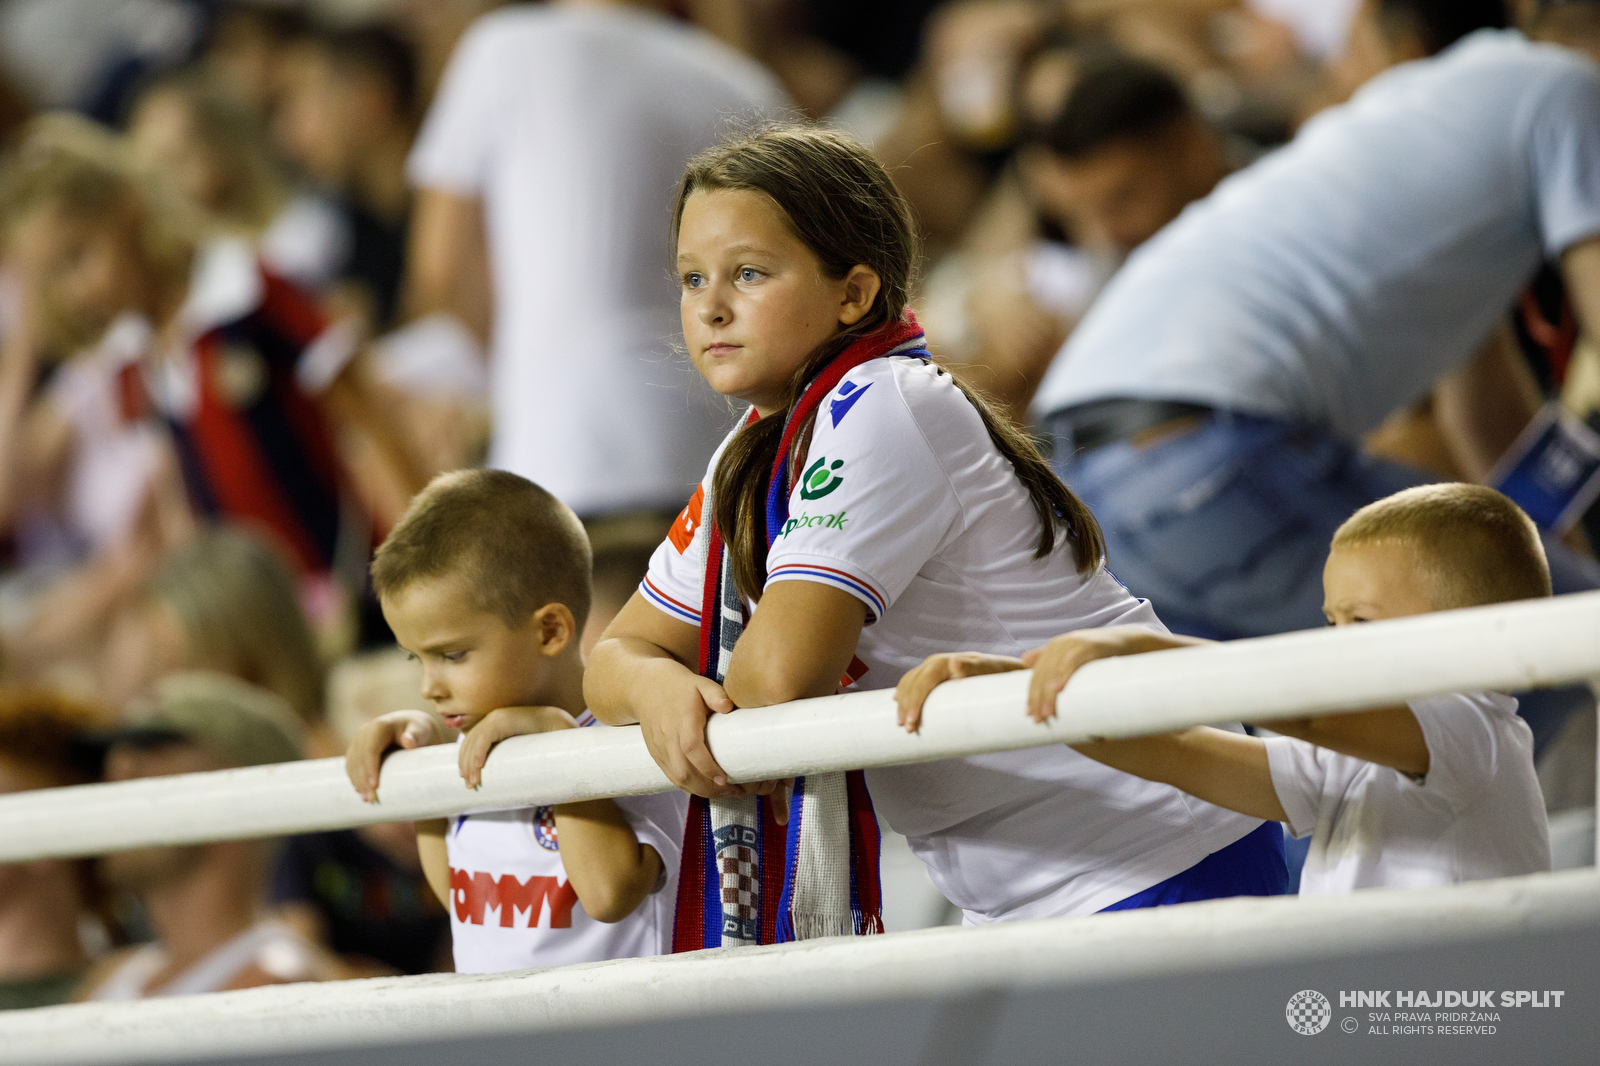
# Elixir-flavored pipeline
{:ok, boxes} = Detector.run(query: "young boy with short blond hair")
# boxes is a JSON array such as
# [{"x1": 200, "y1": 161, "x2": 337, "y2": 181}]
[
  {"x1": 346, "y1": 469, "x2": 684, "y2": 971},
  {"x1": 896, "y1": 484, "x2": 1552, "y2": 894}
]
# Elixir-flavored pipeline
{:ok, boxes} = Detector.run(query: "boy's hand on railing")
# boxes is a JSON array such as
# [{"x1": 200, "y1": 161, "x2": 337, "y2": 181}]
[
  {"x1": 1022, "y1": 627, "x2": 1204, "y2": 723},
  {"x1": 894, "y1": 652, "x2": 1026, "y2": 733},
  {"x1": 458, "y1": 706, "x2": 579, "y2": 789},
  {"x1": 346, "y1": 709, "x2": 448, "y2": 803}
]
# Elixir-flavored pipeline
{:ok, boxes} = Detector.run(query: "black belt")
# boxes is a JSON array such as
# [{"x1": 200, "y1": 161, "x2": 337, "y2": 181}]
[{"x1": 1046, "y1": 399, "x2": 1213, "y2": 454}]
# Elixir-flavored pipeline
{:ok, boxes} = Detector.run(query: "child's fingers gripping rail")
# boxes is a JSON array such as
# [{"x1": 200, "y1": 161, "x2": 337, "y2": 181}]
[
  {"x1": 1022, "y1": 627, "x2": 1209, "y2": 723},
  {"x1": 457, "y1": 707, "x2": 579, "y2": 790},
  {"x1": 345, "y1": 709, "x2": 447, "y2": 803},
  {"x1": 893, "y1": 653, "x2": 1026, "y2": 733}
]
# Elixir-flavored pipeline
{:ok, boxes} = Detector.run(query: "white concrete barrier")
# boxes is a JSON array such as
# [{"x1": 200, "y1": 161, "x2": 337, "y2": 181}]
[
  {"x1": 1, "y1": 591, "x2": 1597, "y2": 862},
  {"x1": 2, "y1": 870, "x2": 1594, "y2": 1065}
]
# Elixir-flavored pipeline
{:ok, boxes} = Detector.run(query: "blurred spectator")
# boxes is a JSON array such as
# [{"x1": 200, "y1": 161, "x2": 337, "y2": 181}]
[
  {"x1": 1023, "y1": 49, "x2": 1231, "y2": 258},
  {"x1": 0, "y1": 267, "x2": 193, "y2": 688},
  {"x1": 128, "y1": 67, "x2": 351, "y2": 294},
  {"x1": 922, "y1": 46, "x2": 1235, "y2": 419},
  {"x1": 0, "y1": 0, "x2": 203, "y2": 121},
  {"x1": 78, "y1": 671, "x2": 343, "y2": 999},
  {"x1": 274, "y1": 24, "x2": 419, "y2": 331},
  {"x1": 92, "y1": 533, "x2": 449, "y2": 973},
  {"x1": 270, "y1": 648, "x2": 448, "y2": 976},
  {"x1": 199, "y1": 0, "x2": 309, "y2": 120},
  {"x1": 269, "y1": 813, "x2": 450, "y2": 976},
  {"x1": 101, "y1": 527, "x2": 330, "y2": 736},
  {"x1": 0, "y1": 115, "x2": 426, "y2": 597},
  {"x1": 0, "y1": 690, "x2": 112, "y2": 1010},
  {"x1": 866, "y1": 1, "x2": 1054, "y2": 253},
  {"x1": 402, "y1": 0, "x2": 786, "y2": 649},
  {"x1": 1036, "y1": 24, "x2": 1600, "y2": 756}
]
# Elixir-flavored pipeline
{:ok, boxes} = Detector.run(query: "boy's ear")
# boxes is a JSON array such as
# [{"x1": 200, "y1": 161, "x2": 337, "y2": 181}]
[
  {"x1": 531, "y1": 603, "x2": 578, "y2": 657},
  {"x1": 837, "y1": 265, "x2": 883, "y2": 327}
]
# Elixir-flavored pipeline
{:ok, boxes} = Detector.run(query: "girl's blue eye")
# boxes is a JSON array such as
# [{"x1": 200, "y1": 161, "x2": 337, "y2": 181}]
[
  {"x1": 684, "y1": 272, "x2": 704, "y2": 289},
  {"x1": 739, "y1": 267, "x2": 760, "y2": 283}
]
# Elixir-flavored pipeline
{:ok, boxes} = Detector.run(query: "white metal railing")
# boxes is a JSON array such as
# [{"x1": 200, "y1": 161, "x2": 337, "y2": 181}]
[
  {"x1": 1, "y1": 869, "x2": 1595, "y2": 1065},
  {"x1": 2, "y1": 591, "x2": 1599, "y2": 863}
]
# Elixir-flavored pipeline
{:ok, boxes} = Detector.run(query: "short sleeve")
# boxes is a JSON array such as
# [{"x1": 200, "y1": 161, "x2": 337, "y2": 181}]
[
  {"x1": 639, "y1": 482, "x2": 710, "y2": 627},
  {"x1": 1528, "y1": 64, "x2": 1600, "y2": 256},
  {"x1": 1408, "y1": 692, "x2": 1508, "y2": 813},
  {"x1": 614, "y1": 791, "x2": 688, "y2": 894},
  {"x1": 1264, "y1": 736, "x2": 1329, "y2": 840},
  {"x1": 406, "y1": 15, "x2": 516, "y2": 193},
  {"x1": 764, "y1": 363, "x2": 964, "y2": 622}
]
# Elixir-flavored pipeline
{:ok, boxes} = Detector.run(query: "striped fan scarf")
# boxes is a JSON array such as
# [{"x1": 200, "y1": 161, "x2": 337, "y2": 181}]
[{"x1": 671, "y1": 317, "x2": 927, "y2": 950}]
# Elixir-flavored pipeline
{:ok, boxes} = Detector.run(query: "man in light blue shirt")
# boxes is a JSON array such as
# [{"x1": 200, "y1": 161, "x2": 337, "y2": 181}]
[{"x1": 1037, "y1": 26, "x2": 1600, "y2": 750}]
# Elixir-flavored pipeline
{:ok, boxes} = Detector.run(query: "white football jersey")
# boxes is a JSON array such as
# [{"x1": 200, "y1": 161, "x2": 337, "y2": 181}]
[
  {"x1": 447, "y1": 714, "x2": 687, "y2": 973},
  {"x1": 643, "y1": 356, "x2": 1264, "y2": 922}
]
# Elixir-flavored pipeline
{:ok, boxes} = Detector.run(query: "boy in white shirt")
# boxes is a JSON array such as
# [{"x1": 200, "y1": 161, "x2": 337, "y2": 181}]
[
  {"x1": 345, "y1": 470, "x2": 684, "y2": 972},
  {"x1": 896, "y1": 483, "x2": 1551, "y2": 894}
]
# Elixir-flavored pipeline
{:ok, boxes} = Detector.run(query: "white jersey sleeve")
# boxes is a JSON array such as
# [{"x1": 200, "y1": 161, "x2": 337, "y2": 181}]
[
  {"x1": 406, "y1": 13, "x2": 516, "y2": 193},
  {"x1": 1529, "y1": 59, "x2": 1600, "y2": 256},
  {"x1": 615, "y1": 790, "x2": 688, "y2": 889},
  {"x1": 1265, "y1": 692, "x2": 1514, "y2": 840},
  {"x1": 1407, "y1": 692, "x2": 1514, "y2": 814},
  {"x1": 1263, "y1": 735, "x2": 1338, "y2": 840},
  {"x1": 764, "y1": 359, "x2": 967, "y2": 622},
  {"x1": 640, "y1": 478, "x2": 713, "y2": 628}
]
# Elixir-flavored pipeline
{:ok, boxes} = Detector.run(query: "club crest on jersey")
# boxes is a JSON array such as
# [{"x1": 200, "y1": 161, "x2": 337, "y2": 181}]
[
  {"x1": 829, "y1": 380, "x2": 872, "y2": 427},
  {"x1": 800, "y1": 457, "x2": 845, "y2": 500},
  {"x1": 533, "y1": 806, "x2": 559, "y2": 851}
]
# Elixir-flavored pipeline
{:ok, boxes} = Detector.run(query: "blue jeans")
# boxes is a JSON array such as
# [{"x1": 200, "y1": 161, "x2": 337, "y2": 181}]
[{"x1": 1054, "y1": 412, "x2": 1598, "y2": 755}]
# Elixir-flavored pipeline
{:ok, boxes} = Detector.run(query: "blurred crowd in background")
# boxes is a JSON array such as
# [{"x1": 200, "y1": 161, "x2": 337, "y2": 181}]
[{"x1": 1, "y1": 0, "x2": 1599, "y2": 1010}]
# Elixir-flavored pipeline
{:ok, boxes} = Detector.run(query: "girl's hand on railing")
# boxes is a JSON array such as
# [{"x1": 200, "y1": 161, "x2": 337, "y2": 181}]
[
  {"x1": 635, "y1": 659, "x2": 740, "y2": 799},
  {"x1": 346, "y1": 709, "x2": 448, "y2": 802},
  {"x1": 894, "y1": 652, "x2": 1025, "y2": 733},
  {"x1": 457, "y1": 706, "x2": 579, "y2": 789}
]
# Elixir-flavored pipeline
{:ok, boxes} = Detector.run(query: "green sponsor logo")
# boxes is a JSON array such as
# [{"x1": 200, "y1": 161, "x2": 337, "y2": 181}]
[
  {"x1": 800, "y1": 457, "x2": 845, "y2": 500},
  {"x1": 780, "y1": 511, "x2": 849, "y2": 537}
]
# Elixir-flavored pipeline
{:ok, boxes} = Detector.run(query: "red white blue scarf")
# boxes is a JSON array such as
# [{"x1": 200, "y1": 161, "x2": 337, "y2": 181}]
[{"x1": 671, "y1": 317, "x2": 926, "y2": 951}]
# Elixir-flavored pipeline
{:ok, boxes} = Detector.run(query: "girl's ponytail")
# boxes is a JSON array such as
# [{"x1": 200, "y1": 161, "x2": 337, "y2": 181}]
[
  {"x1": 946, "y1": 373, "x2": 1105, "y2": 571},
  {"x1": 678, "y1": 126, "x2": 1103, "y2": 600}
]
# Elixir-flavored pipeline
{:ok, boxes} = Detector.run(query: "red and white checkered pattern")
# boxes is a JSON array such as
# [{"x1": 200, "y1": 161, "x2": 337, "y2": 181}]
[{"x1": 719, "y1": 845, "x2": 759, "y2": 919}]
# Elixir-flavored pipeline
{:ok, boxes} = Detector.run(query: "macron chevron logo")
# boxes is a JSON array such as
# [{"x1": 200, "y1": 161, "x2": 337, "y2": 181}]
[{"x1": 829, "y1": 381, "x2": 872, "y2": 427}]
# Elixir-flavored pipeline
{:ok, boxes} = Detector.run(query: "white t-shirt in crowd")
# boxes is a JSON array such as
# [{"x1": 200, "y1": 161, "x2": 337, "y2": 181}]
[
  {"x1": 257, "y1": 193, "x2": 351, "y2": 294},
  {"x1": 46, "y1": 318, "x2": 165, "y2": 556},
  {"x1": 1266, "y1": 692, "x2": 1550, "y2": 895},
  {"x1": 406, "y1": 5, "x2": 788, "y2": 516},
  {"x1": 642, "y1": 355, "x2": 1264, "y2": 922},
  {"x1": 446, "y1": 715, "x2": 687, "y2": 974},
  {"x1": 1035, "y1": 31, "x2": 1600, "y2": 440}
]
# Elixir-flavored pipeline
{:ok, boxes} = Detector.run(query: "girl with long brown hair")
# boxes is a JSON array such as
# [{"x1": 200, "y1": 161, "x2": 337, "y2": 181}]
[{"x1": 586, "y1": 126, "x2": 1286, "y2": 950}]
